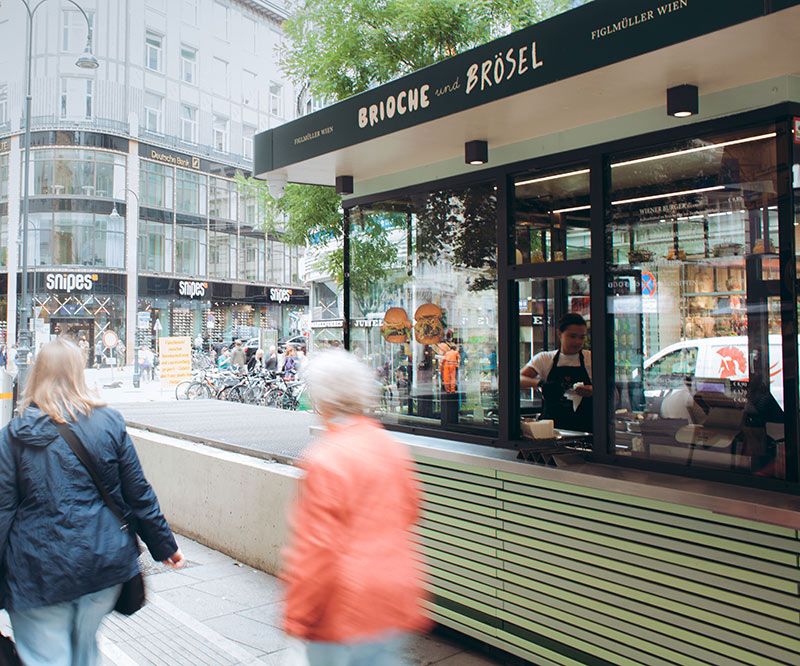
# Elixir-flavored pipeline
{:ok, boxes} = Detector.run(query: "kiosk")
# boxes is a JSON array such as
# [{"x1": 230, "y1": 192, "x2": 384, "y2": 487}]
[{"x1": 256, "y1": 2, "x2": 800, "y2": 663}]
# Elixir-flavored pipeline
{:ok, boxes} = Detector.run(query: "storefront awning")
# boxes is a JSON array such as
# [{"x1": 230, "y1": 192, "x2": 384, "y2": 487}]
[{"x1": 254, "y1": 0, "x2": 800, "y2": 188}]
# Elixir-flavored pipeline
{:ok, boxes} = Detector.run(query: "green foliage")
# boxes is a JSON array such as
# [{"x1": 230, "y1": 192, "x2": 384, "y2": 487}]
[{"x1": 281, "y1": 0, "x2": 585, "y2": 101}]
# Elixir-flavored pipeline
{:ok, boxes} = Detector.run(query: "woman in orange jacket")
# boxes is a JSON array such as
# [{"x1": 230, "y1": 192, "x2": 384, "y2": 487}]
[{"x1": 282, "y1": 350, "x2": 429, "y2": 665}]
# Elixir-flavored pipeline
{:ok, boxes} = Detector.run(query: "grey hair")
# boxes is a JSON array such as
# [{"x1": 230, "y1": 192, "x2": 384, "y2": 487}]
[{"x1": 302, "y1": 349, "x2": 379, "y2": 416}]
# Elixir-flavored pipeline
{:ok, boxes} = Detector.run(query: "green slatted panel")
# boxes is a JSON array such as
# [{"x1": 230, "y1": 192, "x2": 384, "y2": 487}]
[{"x1": 415, "y1": 458, "x2": 800, "y2": 666}]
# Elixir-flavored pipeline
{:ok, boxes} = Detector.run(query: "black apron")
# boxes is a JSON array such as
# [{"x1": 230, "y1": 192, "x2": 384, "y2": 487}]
[{"x1": 540, "y1": 350, "x2": 593, "y2": 433}]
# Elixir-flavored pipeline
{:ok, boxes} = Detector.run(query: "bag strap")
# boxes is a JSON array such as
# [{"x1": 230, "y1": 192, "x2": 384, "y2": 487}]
[{"x1": 55, "y1": 421, "x2": 129, "y2": 532}]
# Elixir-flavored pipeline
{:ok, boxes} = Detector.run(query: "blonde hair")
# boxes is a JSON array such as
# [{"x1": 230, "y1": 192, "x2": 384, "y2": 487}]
[
  {"x1": 302, "y1": 349, "x2": 378, "y2": 417},
  {"x1": 19, "y1": 339, "x2": 105, "y2": 423}
]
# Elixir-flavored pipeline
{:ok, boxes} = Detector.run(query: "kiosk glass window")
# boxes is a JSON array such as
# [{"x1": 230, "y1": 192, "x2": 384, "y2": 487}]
[
  {"x1": 348, "y1": 181, "x2": 499, "y2": 435},
  {"x1": 517, "y1": 276, "x2": 591, "y2": 438},
  {"x1": 607, "y1": 125, "x2": 783, "y2": 479},
  {"x1": 514, "y1": 166, "x2": 590, "y2": 264}
]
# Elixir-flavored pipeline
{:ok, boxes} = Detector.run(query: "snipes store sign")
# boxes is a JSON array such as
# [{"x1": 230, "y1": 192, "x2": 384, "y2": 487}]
[
  {"x1": 177, "y1": 280, "x2": 208, "y2": 299},
  {"x1": 45, "y1": 272, "x2": 98, "y2": 293}
]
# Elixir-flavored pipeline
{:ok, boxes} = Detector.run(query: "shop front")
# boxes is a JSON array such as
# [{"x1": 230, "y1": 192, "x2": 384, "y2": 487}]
[
  {"x1": 137, "y1": 277, "x2": 308, "y2": 350},
  {"x1": 28, "y1": 271, "x2": 126, "y2": 367},
  {"x1": 256, "y1": 1, "x2": 800, "y2": 664}
]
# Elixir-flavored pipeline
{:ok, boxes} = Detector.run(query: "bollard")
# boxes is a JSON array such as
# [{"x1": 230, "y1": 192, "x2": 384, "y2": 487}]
[{"x1": 0, "y1": 369, "x2": 16, "y2": 429}]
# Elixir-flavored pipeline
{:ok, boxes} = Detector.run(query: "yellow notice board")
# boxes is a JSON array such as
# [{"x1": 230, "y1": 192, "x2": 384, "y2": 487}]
[{"x1": 159, "y1": 336, "x2": 192, "y2": 386}]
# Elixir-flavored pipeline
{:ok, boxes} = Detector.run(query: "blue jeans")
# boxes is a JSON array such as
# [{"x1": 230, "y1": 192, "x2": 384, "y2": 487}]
[
  {"x1": 9, "y1": 584, "x2": 121, "y2": 666},
  {"x1": 307, "y1": 632, "x2": 409, "y2": 666}
]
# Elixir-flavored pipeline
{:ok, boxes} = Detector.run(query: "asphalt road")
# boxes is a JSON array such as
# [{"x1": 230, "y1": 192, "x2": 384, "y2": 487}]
[{"x1": 115, "y1": 400, "x2": 317, "y2": 463}]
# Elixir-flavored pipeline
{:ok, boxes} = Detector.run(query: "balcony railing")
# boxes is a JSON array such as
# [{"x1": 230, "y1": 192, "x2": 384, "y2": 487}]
[{"x1": 22, "y1": 115, "x2": 130, "y2": 136}]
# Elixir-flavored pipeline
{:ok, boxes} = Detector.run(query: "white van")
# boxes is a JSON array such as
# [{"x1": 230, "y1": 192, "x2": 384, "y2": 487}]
[{"x1": 642, "y1": 335, "x2": 786, "y2": 408}]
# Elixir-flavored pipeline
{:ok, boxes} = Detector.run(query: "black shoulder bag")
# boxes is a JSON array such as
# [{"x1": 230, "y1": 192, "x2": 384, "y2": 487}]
[{"x1": 55, "y1": 422, "x2": 146, "y2": 616}]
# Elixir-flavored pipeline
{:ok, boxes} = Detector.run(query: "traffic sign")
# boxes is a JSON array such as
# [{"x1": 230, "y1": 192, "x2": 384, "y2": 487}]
[
  {"x1": 137, "y1": 311, "x2": 150, "y2": 330},
  {"x1": 153, "y1": 319, "x2": 163, "y2": 333},
  {"x1": 102, "y1": 330, "x2": 119, "y2": 349},
  {"x1": 641, "y1": 271, "x2": 657, "y2": 297}
]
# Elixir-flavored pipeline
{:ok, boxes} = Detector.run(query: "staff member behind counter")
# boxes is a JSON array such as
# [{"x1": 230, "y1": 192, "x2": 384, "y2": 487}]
[{"x1": 520, "y1": 313, "x2": 593, "y2": 433}]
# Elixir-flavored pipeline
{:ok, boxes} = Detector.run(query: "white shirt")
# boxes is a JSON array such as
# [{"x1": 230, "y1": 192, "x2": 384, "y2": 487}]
[{"x1": 527, "y1": 349, "x2": 592, "y2": 383}]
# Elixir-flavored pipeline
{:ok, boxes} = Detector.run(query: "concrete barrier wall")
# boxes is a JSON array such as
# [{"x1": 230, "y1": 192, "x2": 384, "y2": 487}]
[{"x1": 129, "y1": 428, "x2": 301, "y2": 575}]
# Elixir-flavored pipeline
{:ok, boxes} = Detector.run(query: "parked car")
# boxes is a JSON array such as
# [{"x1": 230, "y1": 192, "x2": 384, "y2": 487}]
[
  {"x1": 277, "y1": 334, "x2": 308, "y2": 354},
  {"x1": 640, "y1": 335, "x2": 786, "y2": 408}
]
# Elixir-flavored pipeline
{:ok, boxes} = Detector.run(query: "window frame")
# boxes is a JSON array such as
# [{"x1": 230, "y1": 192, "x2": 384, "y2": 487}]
[
  {"x1": 180, "y1": 104, "x2": 198, "y2": 144},
  {"x1": 212, "y1": 115, "x2": 229, "y2": 153},
  {"x1": 340, "y1": 102, "x2": 800, "y2": 492},
  {"x1": 145, "y1": 30, "x2": 164, "y2": 73},
  {"x1": 144, "y1": 92, "x2": 163, "y2": 133},
  {"x1": 268, "y1": 82, "x2": 283, "y2": 118},
  {"x1": 180, "y1": 45, "x2": 198, "y2": 85}
]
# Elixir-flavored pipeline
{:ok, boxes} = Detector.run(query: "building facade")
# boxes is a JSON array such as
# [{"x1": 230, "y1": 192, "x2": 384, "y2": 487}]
[{"x1": 0, "y1": 0, "x2": 307, "y2": 364}]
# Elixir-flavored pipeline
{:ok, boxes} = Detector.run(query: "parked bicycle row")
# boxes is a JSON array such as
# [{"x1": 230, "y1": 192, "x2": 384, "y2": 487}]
[{"x1": 175, "y1": 367, "x2": 307, "y2": 411}]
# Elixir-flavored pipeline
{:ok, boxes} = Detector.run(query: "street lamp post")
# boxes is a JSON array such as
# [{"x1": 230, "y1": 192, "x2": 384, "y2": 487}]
[
  {"x1": 108, "y1": 190, "x2": 140, "y2": 387},
  {"x1": 16, "y1": 0, "x2": 98, "y2": 397}
]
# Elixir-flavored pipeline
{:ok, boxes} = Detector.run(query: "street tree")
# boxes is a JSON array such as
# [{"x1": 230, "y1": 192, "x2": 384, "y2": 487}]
[{"x1": 242, "y1": 0, "x2": 585, "y2": 303}]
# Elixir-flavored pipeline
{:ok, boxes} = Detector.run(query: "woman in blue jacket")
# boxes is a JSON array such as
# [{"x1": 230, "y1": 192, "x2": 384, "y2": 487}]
[{"x1": 0, "y1": 339, "x2": 184, "y2": 665}]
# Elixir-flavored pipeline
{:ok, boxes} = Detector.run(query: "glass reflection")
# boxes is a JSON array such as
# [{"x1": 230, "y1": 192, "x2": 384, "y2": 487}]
[
  {"x1": 348, "y1": 182, "x2": 498, "y2": 435},
  {"x1": 608, "y1": 125, "x2": 784, "y2": 478}
]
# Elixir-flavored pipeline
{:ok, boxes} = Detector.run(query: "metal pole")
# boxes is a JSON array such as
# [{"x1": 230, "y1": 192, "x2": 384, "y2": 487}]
[
  {"x1": 128, "y1": 190, "x2": 141, "y2": 388},
  {"x1": 16, "y1": 0, "x2": 96, "y2": 400},
  {"x1": 16, "y1": 2, "x2": 35, "y2": 398}
]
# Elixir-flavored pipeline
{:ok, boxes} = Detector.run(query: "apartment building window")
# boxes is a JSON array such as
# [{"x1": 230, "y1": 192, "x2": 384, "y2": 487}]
[
  {"x1": 181, "y1": 46, "x2": 197, "y2": 85},
  {"x1": 213, "y1": 2, "x2": 229, "y2": 40},
  {"x1": 243, "y1": 16, "x2": 257, "y2": 52},
  {"x1": 0, "y1": 84, "x2": 7, "y2": 124},
  {"x1": 213, "y1": 116, "x2": 229, "y2": 153},
  {"x1": 62, "y1": 10, "x2": 94, "y2": 52},
  {"x1": 145, "y1": 31, "x2": 163, "y2": 72},
  {"x1": 242, "y1": 125, "x2": 255, "y2": 160},
  {"x1": 213, "y1": 58, "x2": 228, "y2": 96},
  {"x1": 180, "y1": 104, "x2": 197, "y2": 143},
  {"x1": 182, "y1": 0, "x2": 199, "y2": 25},
  {"x1": 144, "y1": 92, "x2": 163, "y2": 133},
  {"x1": 243, "y1": 70, "x2": 258, "y2": 107},
  {"x1": 84, "y1": 79, "x2": 93, "y2": 118},
  {"x1": 269, "y1": 82, "x2": 283, "y2": 117}
]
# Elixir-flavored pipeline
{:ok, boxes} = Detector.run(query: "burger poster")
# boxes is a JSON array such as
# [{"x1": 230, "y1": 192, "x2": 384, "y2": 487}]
[
  {"x1": 381, "y1": 307, "x2": 412, "y2": 343},
  {"x1": 380, "y1": 303, "x2": 446, "y2": 345},
  {"x1": 414, "y1": 303, "x2": 444, "y2": 345}
]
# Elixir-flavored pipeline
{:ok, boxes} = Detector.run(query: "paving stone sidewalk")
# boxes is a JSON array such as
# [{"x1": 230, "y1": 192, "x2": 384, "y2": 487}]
[{"x1": 97, "y1": 534, "x2": 505, "y2": 666}]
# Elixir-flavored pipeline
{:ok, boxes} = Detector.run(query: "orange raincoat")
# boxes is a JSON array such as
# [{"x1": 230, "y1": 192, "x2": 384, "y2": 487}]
[{"x1": 282, "y1": 416, "x2": 429, "y2": 642}]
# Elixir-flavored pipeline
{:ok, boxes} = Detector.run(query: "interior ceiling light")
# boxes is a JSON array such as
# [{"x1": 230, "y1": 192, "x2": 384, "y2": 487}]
[
  {"x1": 465, "y1": 140, "x2": 488, "y2": 165},
  {"x1": 612, "y1": 133, "x2": 776, "y2": 169},
  {"x1": 516, "y1": 168, "x2": 590, "y2": 187},
  {"x1": 667, "y1": 84, "x2": 698, "y2": 118},
  {"x1": 612, "y1": 185, "x2": 725, "y2": 206},
  {"x1": 552, "y1": 205, "x2": 591, "y2": 214}
]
